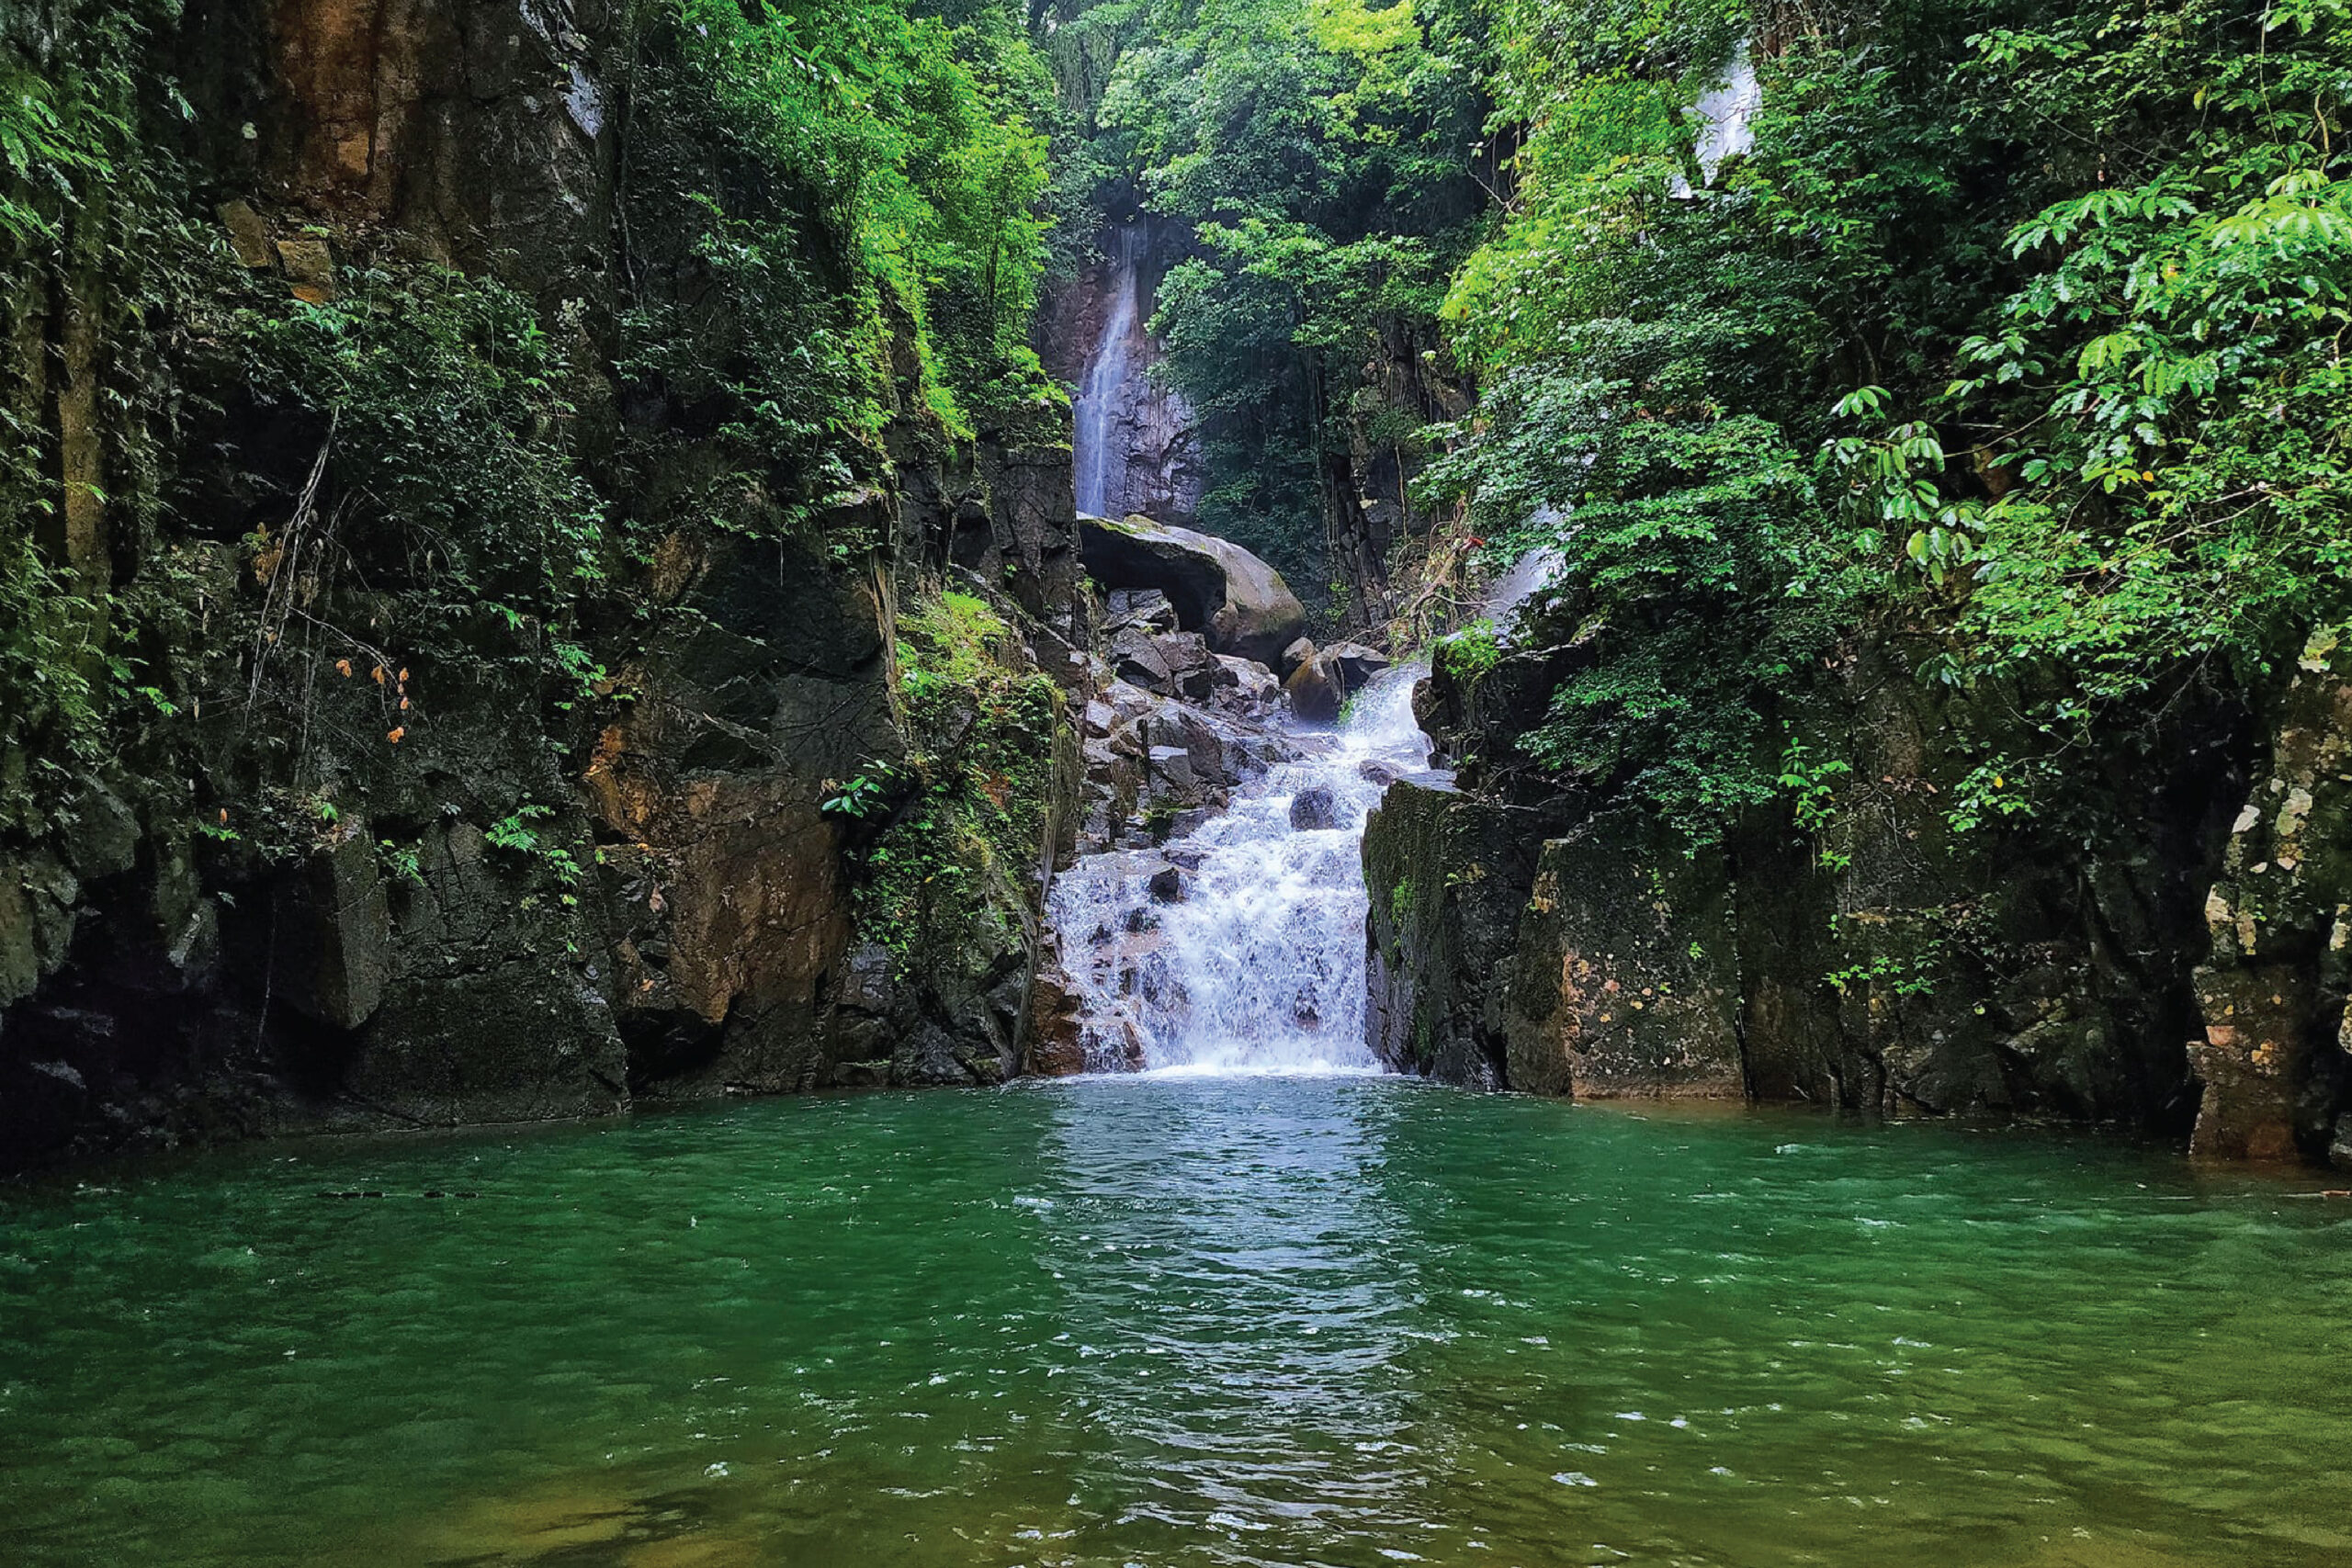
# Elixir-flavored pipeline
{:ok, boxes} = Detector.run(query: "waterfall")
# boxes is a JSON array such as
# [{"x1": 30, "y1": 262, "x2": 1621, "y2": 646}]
[
  {"x1": 1692, "y1": 42, "x2": 1762, "y2": 179},
  {"x1": 1072, "y1": 225, "x2": 1145, "y2": 519},
  {"x1": 1483, "y1": 517, "x2": 1566, "y2": 645},
  {"x1": 1047, "y1": 669, "x2": 1432, "y2": 1076},
  {"x1": 1670, "y1": 43, "x2": 1763, "y2": 196}
]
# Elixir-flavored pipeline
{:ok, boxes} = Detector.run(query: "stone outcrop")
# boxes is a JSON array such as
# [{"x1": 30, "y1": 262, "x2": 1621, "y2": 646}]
[
  {"x1": 1078, "y1": 513, "x2": 1308, "y2": 667},
  {"x1": 2188, "y1": 630, "x2": 2352, "y2": 1161},
  {"x1": 1283, "y1": 642, "x2": 1392, "y2": 724},
  {"x1": 1073, "y1": 638, "x2": 1296, "y2": 856},
  {"x1": 1362, "y1": 781, "x2": 1742, "y2": 1098}
]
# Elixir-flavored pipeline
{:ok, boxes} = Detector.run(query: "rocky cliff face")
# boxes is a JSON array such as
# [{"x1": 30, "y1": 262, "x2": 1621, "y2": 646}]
[
  {"x1": 2188, "y1": 632, "x2": 2352, "y2": 1162},
  {"x1": 0, "y1": 0, "x2": 1086, "y2": 1168},
  {"x1": 1363, "y1": 592, "x2": 2352, "y2": 1165},
  {"x1": 1044, "y1": 222, "x2": 1202, "y2": 525}
]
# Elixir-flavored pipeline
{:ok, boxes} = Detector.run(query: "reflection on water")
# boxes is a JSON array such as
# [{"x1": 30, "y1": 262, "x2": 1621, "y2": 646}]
[
  {"x1": 2, "y1": 1078, "x2": 2348, "y2": 1567},
  {"x1": 1039, "y1": 1077, "x2": 1432, "y2": 1558}
]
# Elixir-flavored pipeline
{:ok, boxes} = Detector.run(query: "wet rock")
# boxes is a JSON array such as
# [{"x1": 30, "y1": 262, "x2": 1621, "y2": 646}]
[
  {"x1": 1499, "y1": 815, "x2": 1747, "y2": 1100},
  {"x1": 1152, "y1": 631, "x2": 1218, "y2": 701},
  {"x1": 271, "y1": 832, "x2": 390, "y2": 1032},
  {"x1": 1148, "y1": 864, "x2": 1185, "y2": 903},
  {"x1": 893, "y1": 1022, "x2": 982, "y2": 1087},
  {"x1": 1079, "y1": 513, "x2": 1308, "y2": 664},
  {"x1": 1286, "y1": 640, "x2": 1393, "y2": 722},
  {"x1": 1362, "y1": 782, "x2": 1555, "y2": 1089},
  {"x1": 1110, "y1": 626, "x2": 1175, "y2": 693},
  {"x1": 1024, "y1": 961, "x2": 1088, "y2": 1077},
  {"x1": 1102, "y1": 679, "x2": 1160, "y2": 725},
  {"x1": 28, "y1": 1057, "x2": 86, "y2": 1090},
  {"x1": 62, "y1": 782, "x2": 139, "y2": 881},
  {"x1": 1146, "y1": 745, "x2": 1197, "y2": 792},
  {"x1": 837, "y1": 943, "x2": 896, "y2": 1017},
  {"x1": 1280, "y1": 637, "x2": 1315, "y2": 680},
  {"x1": 1210, "y1": 655, "x2": 1281, "y2": 717},
  {"x1": 1359, "y1": 759, "x2": 1402, "y2": 787},
  {"x1": 1290, "y1": 787, "x2": 1340, "y2": 831},
  {"x1": 0, "y1": 853, "x2": 80, "y2": 1009},
  {"x1": 1283, "y1": 658, "x2": 1344, "y2": 724},
  {"x1": 1106, "y1": 588, "x2": 1178, "y2": 632},
  {"x1": 1323, "y1": 641, "x2": 1393, "y2": 689}
]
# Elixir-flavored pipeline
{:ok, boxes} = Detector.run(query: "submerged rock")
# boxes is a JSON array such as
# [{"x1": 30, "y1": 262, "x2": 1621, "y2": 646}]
[{"x1": 1290, "y1": 787, "x2": 1340, "y2": 831}]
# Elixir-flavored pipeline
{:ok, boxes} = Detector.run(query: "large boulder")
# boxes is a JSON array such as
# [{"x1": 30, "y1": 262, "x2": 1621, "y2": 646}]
[{"x1": 1080, "y1": 513, "x2": 1306, "y2": 665}]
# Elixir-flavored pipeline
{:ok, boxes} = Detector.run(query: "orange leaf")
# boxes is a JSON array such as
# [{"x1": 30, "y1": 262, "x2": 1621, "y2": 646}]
[
  {"x1": 397, "y1": 667, "x2": 409, "y2": 682},
  {"x1": 399, "y1": 695, "x2": 410, "y2": 710},
  {"x1": 372, "y1": 666, "x2": 387, "y2": 685},
  {"x1": 334, "y1": 659, "x2": 352, "y2": 677},
  {"x1": 387, "y1": 727, "x2": 406, "y2": 744}
]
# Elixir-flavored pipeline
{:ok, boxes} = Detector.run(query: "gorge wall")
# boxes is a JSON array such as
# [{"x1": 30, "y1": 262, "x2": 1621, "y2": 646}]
[
  {"x1": 1364, "y1": 592, "x2": 2352, "y2": 1166},
  {"x1": 0, "y1": 0, "x2": 1089, "y2": 1168}
]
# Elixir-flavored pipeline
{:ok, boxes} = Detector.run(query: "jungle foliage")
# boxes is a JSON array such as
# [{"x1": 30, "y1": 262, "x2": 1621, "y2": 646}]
[
  {"x1": 620, "y1": 0, "x2": 1057, "y2": 513},
  {"x1": 0, "y1": 0, "x2": 1062, "y2": 845},
  {"x1": 1420, "y1": 0, "x2": 2352, "y2": 836}
]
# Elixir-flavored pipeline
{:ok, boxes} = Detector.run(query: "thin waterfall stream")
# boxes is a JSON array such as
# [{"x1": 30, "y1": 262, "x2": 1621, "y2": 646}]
[
  {"x1": 1047, "y1": 669, "x2": 1434, "y2": 1074},
  {"x1": 1071, "y1": 224, "x2": 1144, "y2": 518}
]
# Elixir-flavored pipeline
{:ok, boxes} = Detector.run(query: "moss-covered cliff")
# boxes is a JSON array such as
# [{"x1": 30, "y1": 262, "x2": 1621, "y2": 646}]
[{"x1": 0, "y1": 0, "x2": 1084, "y2": 1168}]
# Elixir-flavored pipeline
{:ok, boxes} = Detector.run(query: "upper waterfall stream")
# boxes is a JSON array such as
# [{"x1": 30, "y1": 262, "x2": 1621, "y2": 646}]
[
  {"x1": 1049, "y1": 668, "x2": 1432, "y2": 1075},
  {"x1": 1071, "y1": 225, "x2": 1144, "y2": 518}
]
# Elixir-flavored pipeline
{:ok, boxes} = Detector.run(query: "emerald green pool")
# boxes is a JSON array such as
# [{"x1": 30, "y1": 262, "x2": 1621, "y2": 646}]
[{"x1": 3, "y1": 1077, "x2": 2347, "y2": 1567}]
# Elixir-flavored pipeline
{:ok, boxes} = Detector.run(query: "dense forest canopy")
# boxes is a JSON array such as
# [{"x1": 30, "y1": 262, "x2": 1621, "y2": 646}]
[{"x1": 1423, "y1": 0, "x2": 2352, "y2": 838}]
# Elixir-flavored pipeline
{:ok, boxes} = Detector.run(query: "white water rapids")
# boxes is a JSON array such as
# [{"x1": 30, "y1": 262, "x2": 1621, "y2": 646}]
[{"x1": 1046, "y1": 670, "x2": 1433, "y2": 1076}]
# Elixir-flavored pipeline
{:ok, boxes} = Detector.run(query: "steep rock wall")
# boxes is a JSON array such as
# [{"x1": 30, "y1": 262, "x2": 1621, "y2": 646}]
[
  {"x1": 0, "y1": 0, "x2": 1085, "y2": 1168},
  {"x1": 2189, "y1": 633, "x2": 2352, "y2": 1161},
  {"x1": 1362, "y1": 609, "x2": 2343, "y2": 1161}
]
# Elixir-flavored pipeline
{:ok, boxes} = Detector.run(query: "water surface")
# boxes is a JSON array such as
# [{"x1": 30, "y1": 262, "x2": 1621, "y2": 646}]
[{"x1": 3, "y1": 1077, "x2": 2347, "y2": 1567}]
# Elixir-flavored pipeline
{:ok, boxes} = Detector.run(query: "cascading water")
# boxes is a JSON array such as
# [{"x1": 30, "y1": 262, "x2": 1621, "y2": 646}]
[
  {"x1": 1072, "y1": 225, "x2": 1145, "y2": 518},
  {"x1": 1047, "y1": 669, "x2": 1433, "y2": 1075}
]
